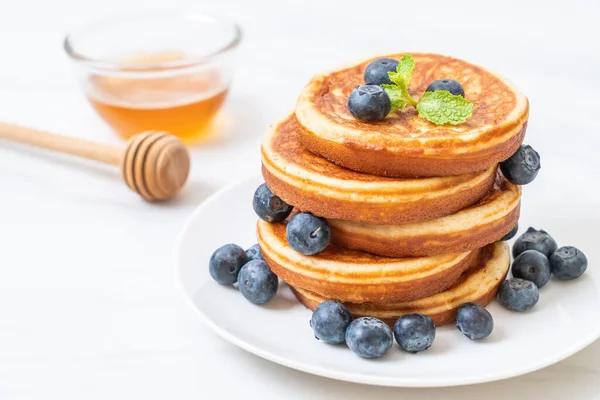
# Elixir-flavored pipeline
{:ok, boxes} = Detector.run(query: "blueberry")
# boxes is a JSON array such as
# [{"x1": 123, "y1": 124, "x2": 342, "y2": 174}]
[
  {"x1": 245, "y1": 244, "x2": 263, "y2": 261},
  {"x1": 393, "y1": 314, "x2": 436, "y2": 353},
  {"x1": 310, "y1": 301, "x2": 352, "y2": 344},
  {"x1": 238, "y1": 260, "x2": 279, "y2": 305},
  {"x1": 497, "y1": 278, "x2": 539, "y2": 311},
  {"x1": 345, "y1": 317, "x2": 393, "y2": 359},
  {"x1": 550, "y1": 246, "x2": 588, "y2": 280},
  {"x1": 364, "y1": 58, "x2": 399, "y2": 85},
  {"x1": 286, "y1": 212, "x2": 331, "y2": 255},
  {"x1": 500, "y1": 145, "x2": 541, "y2": 185},
  {"x1": 347, "y1": 85, "x2": 391, "y2": 122},
  {"x1": 209, "y1": 244, "x2": 248, "y2": 285},
  {"x1": 501, "y1": 224, "x2": 519, "y2": 241},
  {"x1": 456, "y1": 303, "x2": 494, "y2": 340},
  {"x1": 425, "y1": 79, "x2": 465, "y2": 97},
  {"x1": 512, "y1": 250, "x2": 552, "y2": 288},
  {"x1": 253, "y1": 183, "x2": 293, "y2": 223},
  {"x1": 513, "y1": 227, "x2": 557, "y2": 258}
]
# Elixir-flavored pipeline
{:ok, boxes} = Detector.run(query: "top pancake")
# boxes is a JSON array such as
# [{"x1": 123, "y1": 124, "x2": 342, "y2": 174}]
[{"x1": 296, "y1": 53, "x2": 529, "y2": 177}]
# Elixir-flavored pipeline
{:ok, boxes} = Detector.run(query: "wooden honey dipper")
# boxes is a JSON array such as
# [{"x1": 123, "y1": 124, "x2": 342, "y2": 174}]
[{"x1": 0, "y1": 122, "x2": 190, "y2": 201}]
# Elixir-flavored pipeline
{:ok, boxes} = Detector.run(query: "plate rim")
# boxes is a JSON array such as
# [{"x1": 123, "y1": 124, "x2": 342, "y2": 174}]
[{"x1": 174, "y1": 175, "x2": 600, "y2": 388}]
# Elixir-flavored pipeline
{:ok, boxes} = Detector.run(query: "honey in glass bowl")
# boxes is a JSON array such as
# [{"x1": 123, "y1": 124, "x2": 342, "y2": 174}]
[
  {"x1": 65, "y1": 13, "x2": 241, "y2": 144},
  {"x1": 86, "y1": 52, "x2": 229, "y2": 142}
]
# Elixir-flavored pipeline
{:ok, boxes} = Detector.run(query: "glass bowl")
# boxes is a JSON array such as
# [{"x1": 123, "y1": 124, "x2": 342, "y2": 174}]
[{"x1": 64, "y1": 12, "x2": 242, "y2": 143}]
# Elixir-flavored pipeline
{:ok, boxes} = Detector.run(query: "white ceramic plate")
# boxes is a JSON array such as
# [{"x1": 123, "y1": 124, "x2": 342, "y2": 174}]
[{"x1": 175, "y1": 175, "x2": 600, "y2": 387}]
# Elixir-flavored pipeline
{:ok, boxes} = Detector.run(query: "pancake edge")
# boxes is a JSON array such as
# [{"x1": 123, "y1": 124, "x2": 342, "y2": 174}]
[
  {"x1": 329, "y1": 178, "x2": 521, "y2": 256},
  {"x1": 261, "y1": 114, "x2": 498, "y2": 225},
  {"x1": 258, "y1": 219, "x2": 479, "y2": 303},
  {"x1": 291, "y1": 242, "x2": 510, "y2": 326}
]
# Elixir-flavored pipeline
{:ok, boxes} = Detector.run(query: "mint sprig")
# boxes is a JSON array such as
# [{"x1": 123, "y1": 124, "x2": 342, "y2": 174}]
[
  {"x1": 381, "y1": 54, "x2": 473, "y2": 125},
  {"x1": 381, "y1": 84, "x2": 408, "y2": 110},
  {"x1": 389, "y1": 54, "x2": 414, "y2": 90},
  {"x1": 381, "y1": 54, "x2": 416, "y2": 109}
]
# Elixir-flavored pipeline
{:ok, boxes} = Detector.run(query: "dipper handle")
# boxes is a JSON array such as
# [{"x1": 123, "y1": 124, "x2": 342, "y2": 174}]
[
  {"x1": 0, "y1": 122, "x2": 190, "y2": 201},
  {"x1": 0, "y1": 122, "x2": 122, "y2": 166}
]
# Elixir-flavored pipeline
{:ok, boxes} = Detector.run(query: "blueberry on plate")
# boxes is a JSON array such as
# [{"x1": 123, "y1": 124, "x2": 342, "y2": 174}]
[
  {"x1": 393, "y1": 313, "x2": 436, "y2": 353},
  {"x1": 209, "y1": 244, "x2": 248, "y2": 285},
  {"x1": 245, "y1": 244, "x2": 263, "y2": 261},
  {"x1": 286, "y1": 212, "x2": 331, "y2": 255},
  {"x1": 456, "y1": 303, "x2": 494, "y2": 340},
  {"x1": 512, "y1": 250, "x2": 551, "y2": 288},
  {"x1": 425, "y1": 79, "x2": 465, "y2": 97},
  {"x1": 497, "y1": 278, "x2": 539, "y2": 311},
  {"x1": 501, "y1": 224, "x2": 519, "y2": 241},
  {"x1": 550, "y1": 246, "x2": 588, "y2": 280},
  {"x1": 364, "y1": 58, "x2": 399, "y2": 85},
  {"x1": 238, "y1": 260, "x2": 279, "y2": 305},
  {"x1": 310, "y1": 300, "x2": 352, "y2": 344},
  {"x1": 500, "y1": 145, "x2": 541, "y2": 185},
  {"x1": 253, "y1": 183, "x2": 293, "y2": 223},
  {"x1": 513, "y1": 227, "x2": 558, "y2": 258},
  {"x1": 345, "y1": 317, "x2": 393, "y2": 359},
  {"x1": 347, "y1": 85, "x2": 391, "y2": 122}
]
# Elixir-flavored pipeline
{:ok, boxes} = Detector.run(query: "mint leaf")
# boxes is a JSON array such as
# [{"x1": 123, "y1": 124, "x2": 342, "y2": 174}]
[
  {"x1": 387, "y1": 54, "x2": 415, "y2": 91},
  {"x1": 382, "y1": 84, "x2": 407, "y2": 111},
  {"x1": 416, "y1": 90, "x2": 473, "y2": 125}
]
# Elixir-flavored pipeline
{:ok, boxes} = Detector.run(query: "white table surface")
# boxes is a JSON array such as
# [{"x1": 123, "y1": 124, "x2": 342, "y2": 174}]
[{"x1": 1, "y1": 0, "x2": 599, "y2": 398}]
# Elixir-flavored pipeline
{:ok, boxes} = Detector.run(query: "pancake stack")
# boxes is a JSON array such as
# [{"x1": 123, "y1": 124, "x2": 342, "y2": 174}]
[{"x1": 257, "y1": 53, "x2": 530, "y2": 325}]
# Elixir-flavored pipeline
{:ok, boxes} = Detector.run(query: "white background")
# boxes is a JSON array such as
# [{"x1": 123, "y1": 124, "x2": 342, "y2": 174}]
[{"x1": 1, "y1": 0, "x2": 599, "y2": 398}]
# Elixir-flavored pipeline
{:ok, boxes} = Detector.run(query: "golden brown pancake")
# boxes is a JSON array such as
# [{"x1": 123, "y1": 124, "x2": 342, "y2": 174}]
[
  {"x1": 262, "y1": 114, "x2": 497, "y2": 225},
  {"x1": 296, "y1": 53, "x2": 529, "y2": 177},
  {"x1": 257, "y1": 218, "x2": 479, "y2": 303},
  {"x1": 329, "y1": 173, "x2": 521, "y2": 257},
  {"x1": 292, "y1": 242, "x2": 510, "y2": 326}
]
